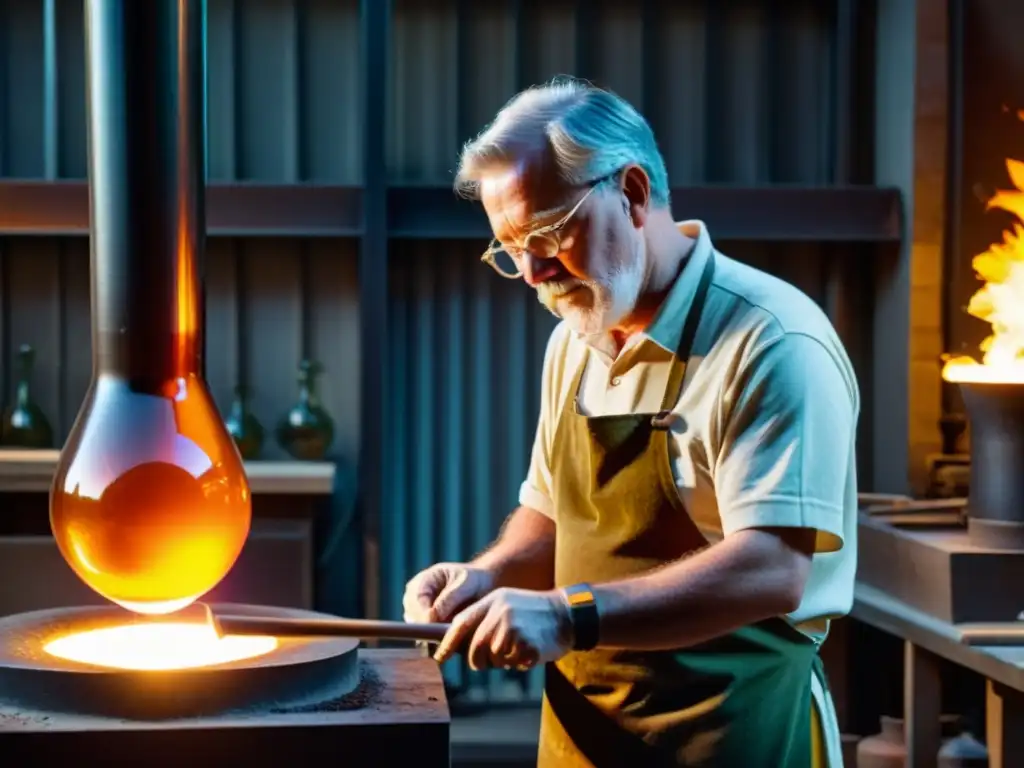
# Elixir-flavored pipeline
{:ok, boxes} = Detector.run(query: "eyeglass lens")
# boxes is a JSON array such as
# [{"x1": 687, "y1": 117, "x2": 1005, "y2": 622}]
[
  {"x1": 490, "y1": 250, "x2": 520, "y2": 276},
  {"x1": 489, "y1": 232, "x2": 560, "y2": 276}
]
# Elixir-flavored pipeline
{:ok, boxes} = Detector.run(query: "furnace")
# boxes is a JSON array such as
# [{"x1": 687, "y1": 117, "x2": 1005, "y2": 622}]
[
  {"x1": 859, "y1": 146, "x2": 1024, "y2": 630},
  {"x1": 0, "y1": 604, "x2": 447, "y2": 765},
  {"x1": 0, "y1": 604, "x2": 359, "y2": 718},
  {"x1": 0, "y1": 2, "x2": 450, "y2": 764}
]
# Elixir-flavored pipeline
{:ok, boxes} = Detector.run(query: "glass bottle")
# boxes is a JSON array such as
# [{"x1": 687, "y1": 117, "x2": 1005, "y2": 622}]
[
  {"x1": 50, "y1": 0, "x2": 251, "y2": 617},
  {"x1": 224, "y1": 383, "x2": 264, "y2": 460},
  {"x1": 938, "y1": 731, "x2": 988, "y2": 767},
  {"x1": 276, "y1": 359, "x2": 335, "y2": 460},
  {"x1": 1, "y1": 344, "x2": 54, "y2": 449},
  {"x1": 857, "y1": 716, "x2": 907, "y2": 768}
]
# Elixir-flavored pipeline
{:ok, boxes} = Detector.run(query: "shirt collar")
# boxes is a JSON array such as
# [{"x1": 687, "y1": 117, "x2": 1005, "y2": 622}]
[
  {"x1": 644, "y1": 220, "x2": 714, "y2": 353},
  {"x1": 577, "y1": 220, "x2": 715, "y2": 356}
]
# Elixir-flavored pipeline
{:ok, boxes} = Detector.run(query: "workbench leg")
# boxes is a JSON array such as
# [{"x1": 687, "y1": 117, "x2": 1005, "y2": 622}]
[
  {"x1": 904, "y1": 641, "x2": 942, "y2": 768},
  {"x1": 986, "y1": 680, "x2": 1024, "y2": 768}
]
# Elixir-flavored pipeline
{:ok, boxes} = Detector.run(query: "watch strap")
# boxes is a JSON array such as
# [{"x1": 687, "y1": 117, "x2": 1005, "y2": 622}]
[{"x1": 562, "y1": 583, "x2": 600, "y2": 651}]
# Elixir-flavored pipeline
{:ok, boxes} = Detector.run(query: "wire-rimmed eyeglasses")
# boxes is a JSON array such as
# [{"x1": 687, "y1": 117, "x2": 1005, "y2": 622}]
[{"x1": 480, "y1": 182, "x2": 603, "y2": 279}]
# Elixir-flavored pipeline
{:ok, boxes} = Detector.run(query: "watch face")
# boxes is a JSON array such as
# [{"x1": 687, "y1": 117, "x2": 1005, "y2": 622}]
[{"x1": 567, "y1": 589, "x2": 595, "y2": 606}]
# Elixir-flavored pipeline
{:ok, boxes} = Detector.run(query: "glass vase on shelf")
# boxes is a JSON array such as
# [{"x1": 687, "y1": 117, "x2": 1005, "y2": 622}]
[
  {"x1": 1, "y1": 344, "x2": 54, "y2": 449},
  {"x1": 275, "y1": 359, "x2": 334, "y2": 461},
  {"x1": 224, "y1": 383, "x2": 264, "y2": 461}
]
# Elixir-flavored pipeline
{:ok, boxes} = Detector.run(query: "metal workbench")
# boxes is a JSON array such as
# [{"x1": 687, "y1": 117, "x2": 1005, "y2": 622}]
[{"x1": 853, "y1": 583, "x2": 1024, "y2": 768}]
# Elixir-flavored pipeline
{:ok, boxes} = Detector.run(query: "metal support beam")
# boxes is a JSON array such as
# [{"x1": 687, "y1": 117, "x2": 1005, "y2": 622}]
[
  {"x1": 0, "y1": 182, "x2": 362, "y2": 237},
  {"x1": 0, "y1": 181, "x2": 902, "y2": 242},
  {"x1": 358, "y1": 0, "x2": 390, "y2": 622},
  {"x1": 871, "y1": 0, "x2": 949, "y2": 495}
]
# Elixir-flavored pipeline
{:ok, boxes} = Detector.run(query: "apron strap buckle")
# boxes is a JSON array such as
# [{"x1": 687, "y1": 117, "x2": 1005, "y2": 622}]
[{"x1": 650, "y1": 411, "x2": 676, "y2": 430}]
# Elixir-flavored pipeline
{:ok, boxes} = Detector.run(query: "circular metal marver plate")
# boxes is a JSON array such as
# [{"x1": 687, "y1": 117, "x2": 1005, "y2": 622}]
[{"x1": 0, "y1": 603, "x2": 360, "y2": 719}]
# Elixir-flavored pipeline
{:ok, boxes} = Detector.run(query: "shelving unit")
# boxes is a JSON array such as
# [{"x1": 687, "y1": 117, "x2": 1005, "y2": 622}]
[{"x1": 0, "y1": 450, "x2": 335, "y2": 495}]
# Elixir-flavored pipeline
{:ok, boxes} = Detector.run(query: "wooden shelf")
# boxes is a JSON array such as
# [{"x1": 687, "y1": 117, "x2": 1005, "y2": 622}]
[
  {"x1": 0, "y1": 450, "x2": 335, "y2": 495},
  {"x1": 0, "y1": 181, "x2": 904, "y2": 242}
]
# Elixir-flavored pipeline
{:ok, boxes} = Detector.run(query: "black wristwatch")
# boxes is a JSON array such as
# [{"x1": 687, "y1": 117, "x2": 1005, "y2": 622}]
[{"x1": 562, "y1": 583, "x2": 600, "y2": 651}]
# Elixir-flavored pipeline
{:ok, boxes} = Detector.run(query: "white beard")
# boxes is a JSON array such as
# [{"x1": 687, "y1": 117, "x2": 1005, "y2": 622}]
[{"x1": 536, "y1": 250, "x2": 645, "y2": 336}]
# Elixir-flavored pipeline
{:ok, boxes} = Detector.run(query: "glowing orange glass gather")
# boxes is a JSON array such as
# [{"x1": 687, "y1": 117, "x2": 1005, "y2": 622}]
[{"x1": 50, "y1": 373, "x2": 252, "y2": 616}]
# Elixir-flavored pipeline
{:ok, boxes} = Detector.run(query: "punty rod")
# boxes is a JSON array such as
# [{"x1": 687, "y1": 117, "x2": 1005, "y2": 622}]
[{"x1": 202, "y1": 604, "x2": 450, "y2": 643}]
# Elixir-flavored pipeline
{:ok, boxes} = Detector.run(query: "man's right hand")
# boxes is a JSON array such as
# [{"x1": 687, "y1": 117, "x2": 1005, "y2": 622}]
[{"x1": 403, "y1": 562, "x2": 498, "y2": 624}]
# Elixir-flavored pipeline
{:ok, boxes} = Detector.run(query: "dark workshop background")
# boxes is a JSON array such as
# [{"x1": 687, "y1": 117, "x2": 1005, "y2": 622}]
[{"x1": 0, "y1": 0, "x2": 937, "y2": 714}]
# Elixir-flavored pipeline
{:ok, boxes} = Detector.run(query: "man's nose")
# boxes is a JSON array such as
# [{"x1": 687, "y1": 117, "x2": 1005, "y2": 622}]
[{"x1": 521, "y1": 251, "x2": 560, "y2": 287}]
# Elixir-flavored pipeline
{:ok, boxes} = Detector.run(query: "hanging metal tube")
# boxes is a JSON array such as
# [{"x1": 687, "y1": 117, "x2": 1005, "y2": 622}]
[{"x1": 85, "y1": 0, "x2": 207, "y2": 381}]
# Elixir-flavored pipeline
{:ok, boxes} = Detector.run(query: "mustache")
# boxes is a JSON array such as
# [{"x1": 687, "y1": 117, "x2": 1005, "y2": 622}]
[{"x1": 536, "y1": 277, "x2": 585, "y2": 299}]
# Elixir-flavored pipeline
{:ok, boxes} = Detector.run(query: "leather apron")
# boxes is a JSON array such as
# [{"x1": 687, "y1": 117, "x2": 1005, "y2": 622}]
[{"x1": 537, "y1": 251, "x2": 841, "y2": 767}]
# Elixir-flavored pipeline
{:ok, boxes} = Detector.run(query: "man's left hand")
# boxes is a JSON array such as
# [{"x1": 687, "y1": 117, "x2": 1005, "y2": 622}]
[{"x1": 433, "y1": 588, "x2": 573, "y2": 670}]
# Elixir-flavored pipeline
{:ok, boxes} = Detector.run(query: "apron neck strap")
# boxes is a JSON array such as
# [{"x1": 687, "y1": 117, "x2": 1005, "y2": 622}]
[{"x1": 659, "y1": 250, "x2": 716, "y2": 410}]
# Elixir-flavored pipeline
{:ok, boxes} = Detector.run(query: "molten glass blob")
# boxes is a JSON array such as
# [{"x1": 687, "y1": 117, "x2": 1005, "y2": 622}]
[
  {"x1": 50, "y1": 374, "x2": 251, "y2": 615},
  {"x1": 44, "y1": 622, "x2": 277, "y2": 671}
]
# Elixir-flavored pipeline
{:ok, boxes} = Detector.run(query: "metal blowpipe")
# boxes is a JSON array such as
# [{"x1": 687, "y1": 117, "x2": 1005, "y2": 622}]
[{"x1": 202, "y1": 604, "x2": 450, "y2": 643}]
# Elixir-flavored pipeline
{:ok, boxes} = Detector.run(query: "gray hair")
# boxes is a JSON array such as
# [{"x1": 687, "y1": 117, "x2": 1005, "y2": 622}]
[{"x1": 454, "y1": 77, "x2": 670, "y2": 207}]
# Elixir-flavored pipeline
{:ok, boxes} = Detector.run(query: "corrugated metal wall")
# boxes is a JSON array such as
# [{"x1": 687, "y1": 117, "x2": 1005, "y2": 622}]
[
  {"x1": 0, "y1": 0, "x2": 364, "y2": 181},
  {"x1": 0, "y1": 0, "x2": 364, "y2": 460},
  {"x1": 389, "y1": 0, "x2": 838, "y2": 184},
  {"x1": 1, "y1": 0, "x2": 860, "y2": 703}
]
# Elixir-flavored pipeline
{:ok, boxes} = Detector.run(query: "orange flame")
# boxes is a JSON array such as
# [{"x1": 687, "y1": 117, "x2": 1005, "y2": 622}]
[
  {"x1": 44, "y1": 622, "x2": 277, "y2": 671},
  {"x1": 942, "y1": 156, "x2": 1024, "y2": 383}
]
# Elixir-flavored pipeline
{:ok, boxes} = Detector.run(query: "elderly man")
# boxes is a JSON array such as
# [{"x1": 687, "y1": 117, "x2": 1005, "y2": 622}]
[{"x1": 404, "y1": 77, "x2": 857, "y2": 767}]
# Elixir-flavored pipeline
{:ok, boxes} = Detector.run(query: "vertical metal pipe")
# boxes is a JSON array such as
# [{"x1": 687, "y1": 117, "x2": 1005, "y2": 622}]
[
  {"x1": 511, "y1": 0, "x2": 529, "y2": 91},
  {"x1": 84, "y1": 0, "x2": 207, "y2": 382},
  {"x1": 942, "y1": 0, "x2": 966, "y2": 423},
  {"x1": 227, "y1": 0, "x2": 247, "y2": 387},
  {"x1": 359, "y1": 0, "x2": 391, "y2": 621},
  {"x1": 574, "y1": 0, "x2": 596, "y2": 82},
  {"x1": 640, "y1": 0, "x2": 661, "y2": 136},
  {"x1": 42, "y1": 0, "x2": 60, "y2": 181},
  {"x1": 702, "y1": 0, "x2": 727, "y2": 182},
  {"x1": 454, "y1": 0, "x2": 471, "y2": 147},
  {"x1": 0, "y1": 9, "x2": 9, "y2": 405},
  {"x1": 832, "y1": 0, "x2": 856, "y2": 186},
  {"x1": 763, "y1": 0, "x2": 784, "y2": 184},
  {"x1": 824, "y1": 0, "x2": 858, "y2": 345},
  {"x1": 42, "y1": 0, "x2": 68, "y2": 436},
  {"x1": 234, "y1": 244, "x2": 249, "y2": 385},
  {"x1": 293, "y1": 1, "x2": 310, "y2": 361}
]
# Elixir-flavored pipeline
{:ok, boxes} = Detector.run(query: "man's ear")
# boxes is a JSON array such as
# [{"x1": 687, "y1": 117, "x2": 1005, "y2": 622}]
[{"x1": 620, "y1": 165, "x2": 651, "y2": 227}]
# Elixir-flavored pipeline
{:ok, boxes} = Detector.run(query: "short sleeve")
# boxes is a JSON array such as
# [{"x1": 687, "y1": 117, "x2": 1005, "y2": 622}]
[
  {"x1": 713, "y1": 332, "x2": 858, "y2": 553},
  {"x1": 517, "y1": 323, "x2": 572, "y2": 519}
]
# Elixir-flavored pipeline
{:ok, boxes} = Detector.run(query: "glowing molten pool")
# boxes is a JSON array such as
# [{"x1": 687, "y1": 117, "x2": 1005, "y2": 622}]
[
  {"x1": 943, "y1": 146, "x2": 1024, "y2": 384},
  {"x1": 44, "y1": 622, "x2": 278, "y2": 671}
]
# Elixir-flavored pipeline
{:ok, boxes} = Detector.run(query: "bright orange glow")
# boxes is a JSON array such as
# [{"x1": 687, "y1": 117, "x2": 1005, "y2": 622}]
[
  {"x1": 44, "y1": 622, "x2": 277, "y2": 671},
  {"x1": 943, "y1": 149, "x2": 1024, "y2": 384},
  {"x1": 175, "y1": 214, "x2": 198, "y2": 373},
  {"x1": 50, "y1": 373, "x2": 251, "y2": 615}
]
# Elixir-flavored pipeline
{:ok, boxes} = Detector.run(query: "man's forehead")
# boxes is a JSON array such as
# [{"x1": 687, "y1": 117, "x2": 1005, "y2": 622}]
[{"x1": 479, "y1": 157, "x2": 571, "y2": 228}]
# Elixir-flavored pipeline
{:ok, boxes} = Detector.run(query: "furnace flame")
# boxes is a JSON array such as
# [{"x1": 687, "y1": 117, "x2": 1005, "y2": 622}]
[
  {"x1": 44, "y1": 622, "x2": 277, "y2": 671},
  {"x1": 942, "y1": 156, "x2": 1024, "y2": 384}
]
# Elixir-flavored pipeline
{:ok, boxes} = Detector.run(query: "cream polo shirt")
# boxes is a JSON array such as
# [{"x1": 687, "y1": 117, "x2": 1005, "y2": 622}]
[{"x1": 519, "y1": 221, "x2": 860, "y2": 635}]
